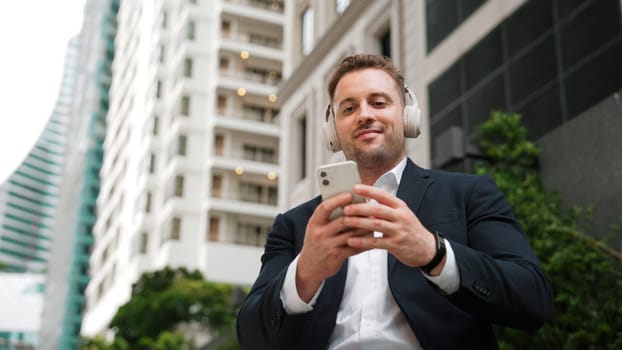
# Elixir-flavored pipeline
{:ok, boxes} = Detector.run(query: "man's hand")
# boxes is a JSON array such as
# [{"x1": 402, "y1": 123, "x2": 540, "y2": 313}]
[
  {"x1": 342, "y1": 184, "x2": 445, "y2": 274},
  {"x1": 296, "y1": 191, "x2": 372, "y2": 302}
]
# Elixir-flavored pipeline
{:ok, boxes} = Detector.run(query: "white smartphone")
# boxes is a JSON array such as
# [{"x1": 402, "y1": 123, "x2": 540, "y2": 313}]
[{"x1": 316, "y1": 160, "x2": 366, "y2": 220}]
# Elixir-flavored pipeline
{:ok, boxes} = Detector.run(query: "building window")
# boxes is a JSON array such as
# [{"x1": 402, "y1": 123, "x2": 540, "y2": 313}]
[
  {"x1": 301, "y1": 7, "x2": 314, "y2": 55},
  {"x1": 183, "y1": 57, "x2": 193, "y2": 77},
  {"x1": 239, "y1": 182, "x2": 277, "y2": 204},
  {"x1": 149, "y1": 153, "x2": 156, "y2": 173},
  {"x1": 221, "y1": 20, "x2": 231, "y2": 37},
  {"x1": 152, "y1": 115, "x2": 159, "y2": 135},
  {"x1": 240, "y1": 182, "x2": 262, "y2": 203},
  {"x1": 155, "y1": 80, "x2": 162, "y2": 99},
  {"x1": 208, "y1": 217, "x2": 220, "y2": 241},
  {"x1": 177, "y1": 134, "x2": 187, "y2": 156},
  {"x1": 336, "y1": 0, "x2": 350, "y2": 14},
  {"x1": 298, "y1": 115, "x2": 307, "y2": 179},
  {"x1": 236, "y1": 222, "x2": 269, "y2": 246},
  {"x1": 139, "y1": 232, "x2": 148, "y2": 254},
  {"x1": 171, "y1": 217, "x2": 181, "y2": 240},
  {"x1": 268, "y1": 187, "x2": 278, "y2": 205},
  {"x1": 217, "y1": 95, "x2": 227, "y2": 114},
  {"x1": 162, "y1": 11, "x2": 168, "y2": 29},
  {"x1": 425, "y1": 0, "x2": 487, "y2": 53},
  {"x1": 145, "y1": 192, "x2": 152, "y2": 213},
  {"x1": 243, "y1": 144, "x2": 275, "y2": 163},
  {"x1": 160, "y1": 46, "x2": 167, "y2": 64},
  {"x1": 186, "y1": 20, "x2": 196, "y2": 40},
  {"x1": 219, "y1": 57, "x2": 229, "y2": 75},
  {"x1": 181, "y1": 95, "x2": 191, "y2": 116},
  {"x1": 380, "y1": 29, "x2": 391, "y2": 58},
  {"x1": 212, "y1": 175, "x2": 223, "y2": 197},
  {"x1": 214, "y1": 135, "x2": 224, "y2": 155},
  {"x1": 174, "y1": 175, "x2": 184, "y2": 197}
]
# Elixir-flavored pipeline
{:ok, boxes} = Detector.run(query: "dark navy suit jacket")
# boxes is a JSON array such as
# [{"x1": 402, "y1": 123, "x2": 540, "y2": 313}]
[{"x1": 237, "y1": 159, "x2": 553, "y2": 349}]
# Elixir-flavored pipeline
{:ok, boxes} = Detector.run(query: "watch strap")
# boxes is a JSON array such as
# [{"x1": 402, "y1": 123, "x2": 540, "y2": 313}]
[{"x1": 421, "y1": 230, "x2": 447, "y2": 274}]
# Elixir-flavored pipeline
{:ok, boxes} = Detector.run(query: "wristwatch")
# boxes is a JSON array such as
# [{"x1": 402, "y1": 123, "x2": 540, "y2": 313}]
[{"x1": 421, "y1": 230, "x2": 446, "y2": 275}]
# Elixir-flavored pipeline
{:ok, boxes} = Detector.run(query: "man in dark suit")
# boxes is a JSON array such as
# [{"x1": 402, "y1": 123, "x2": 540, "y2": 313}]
[{"x1": 236, "y1": 54, "x2": 553, "y2": 349}]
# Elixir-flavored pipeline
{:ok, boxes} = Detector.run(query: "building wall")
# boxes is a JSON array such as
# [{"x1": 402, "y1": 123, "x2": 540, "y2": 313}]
[
  {"x1": 538, "y1": 90, "x2": 622, "y2": 247},
  {"x1": 421, "y1": 0, "x2": 622, "y2": 244}
]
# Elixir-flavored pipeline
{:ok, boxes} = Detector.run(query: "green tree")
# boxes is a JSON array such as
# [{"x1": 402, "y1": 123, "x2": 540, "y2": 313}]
[
  {"x1": 80, "y1": 335, "x2": 129, "y2": 350},
  {"x1": 82, "y1": 267, "x2": 239, "y2": 349},
  {"x1": 476, "y1": 111, "x2": 622, "y2": 349}
]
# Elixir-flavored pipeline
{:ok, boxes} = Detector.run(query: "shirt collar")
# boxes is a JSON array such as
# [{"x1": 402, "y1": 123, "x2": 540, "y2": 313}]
[{"x1": 373, "y1": 157, "x2": 407, "y2": 195}]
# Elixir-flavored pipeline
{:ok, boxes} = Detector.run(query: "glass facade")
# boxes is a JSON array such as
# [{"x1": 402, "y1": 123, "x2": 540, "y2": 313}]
[
  {"x1": 425, "y1": 0, "x2": 487, "y2": 52},
  {"x1": 427, "y1": 0, "x2": 622, "y2": 170}
]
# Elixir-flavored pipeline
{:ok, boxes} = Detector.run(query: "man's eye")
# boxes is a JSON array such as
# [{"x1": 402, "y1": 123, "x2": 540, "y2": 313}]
[
  {"x1": 341, "y1": 106, "x2": 354, "y2": 114},
  {"x1": 372, "y1": 101, "x2": 386, "y2": 108}
]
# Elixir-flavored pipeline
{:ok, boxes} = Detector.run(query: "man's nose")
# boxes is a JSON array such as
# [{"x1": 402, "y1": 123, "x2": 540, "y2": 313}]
[{"x1": 357, "y1": 102, "x2": 376, "y2": 123}]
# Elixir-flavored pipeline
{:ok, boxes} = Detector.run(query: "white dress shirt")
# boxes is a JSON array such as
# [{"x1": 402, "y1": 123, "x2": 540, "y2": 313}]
[{"x1": 280, "y1": 158, "x2": 460, "y2": 349}]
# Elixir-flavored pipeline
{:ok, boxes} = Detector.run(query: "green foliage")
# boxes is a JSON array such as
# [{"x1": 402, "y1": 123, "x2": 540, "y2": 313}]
[
  {"x1": 80, "y1": 335, "x2": 129, "y2": 350},
  {"x1": 81, "y1": 267, "x2": 240, "y2": 350},
  {"x1": 476, "y1": 111, "x2": 622, "y2": 349}
]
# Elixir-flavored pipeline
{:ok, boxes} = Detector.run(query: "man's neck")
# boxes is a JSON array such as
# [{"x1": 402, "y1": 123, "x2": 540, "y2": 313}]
[{"x1": 358, "y1": 156, "x2": 406, "y2": 186}]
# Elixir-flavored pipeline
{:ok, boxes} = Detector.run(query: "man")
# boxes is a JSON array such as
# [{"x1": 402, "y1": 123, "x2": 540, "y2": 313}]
[{"x1": 236, "y1": 54, "x2": 553, "y2": 349}]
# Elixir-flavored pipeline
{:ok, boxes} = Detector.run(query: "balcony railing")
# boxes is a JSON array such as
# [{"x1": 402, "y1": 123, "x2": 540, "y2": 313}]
[
  {"x1": 220, "y1": 69, "x2": 282, "y2": 86},
  {"x1": 221, "y1": 31, "x2": 282, "y2": 49},
  {"x1": 225, "y1": 0, "x2": 284, "y2": 13},
  {"x1": 211, "y1": 191, "x2": 277, "y2": 206}
]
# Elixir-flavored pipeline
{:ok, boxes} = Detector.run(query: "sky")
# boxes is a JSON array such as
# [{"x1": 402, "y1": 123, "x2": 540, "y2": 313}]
[{"x1": 0, "y1": 1, "x2": 85, "y2": 184}]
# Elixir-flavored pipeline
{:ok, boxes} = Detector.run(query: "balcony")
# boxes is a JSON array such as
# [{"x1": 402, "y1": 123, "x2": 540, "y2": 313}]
[
  {"x1": 221, "y1": 68, "x2": 281, "y2": 86},
  {"x1": 222, "y1": 0, "x2": 284, "y2": 25},
  {"x1": 214, "y1": 115, "x2": 279, "y2": 137},
  {"x1": 211, "y1": 155, "x2": 278, "y2": 176},
  {"x1": 220, "y1": 16, "x2": 283, "y2": 60},
  {"x1": 208, "y1": 197, "x2": 278, "y2": 219}
]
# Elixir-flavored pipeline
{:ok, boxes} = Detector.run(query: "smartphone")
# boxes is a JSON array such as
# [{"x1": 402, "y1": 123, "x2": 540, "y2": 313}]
[{"x1": 317, "y1": 160, "x2": 366, "y2": 220}]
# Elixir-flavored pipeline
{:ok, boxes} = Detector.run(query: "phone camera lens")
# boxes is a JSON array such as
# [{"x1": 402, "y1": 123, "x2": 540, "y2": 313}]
[
  {"x1": 322, "y1": 179, "x2": 330, "y2": 186},
  {"x1": 320, "y1": 171, "x2": 327, "y2": 177}
]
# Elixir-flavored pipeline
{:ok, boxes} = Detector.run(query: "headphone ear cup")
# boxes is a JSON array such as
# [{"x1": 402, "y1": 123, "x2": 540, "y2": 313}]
[
  {"x1": 403, "y1": 88, "x2": 421, "y2": 138},
  {"x1": 321, "y1": 105, "x2": 341, "y2": 152}
]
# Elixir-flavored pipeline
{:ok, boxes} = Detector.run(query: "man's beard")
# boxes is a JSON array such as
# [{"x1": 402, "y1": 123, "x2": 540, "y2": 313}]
[{"x1": 349, "y1": 136, "x2": 404, "y2": 169}]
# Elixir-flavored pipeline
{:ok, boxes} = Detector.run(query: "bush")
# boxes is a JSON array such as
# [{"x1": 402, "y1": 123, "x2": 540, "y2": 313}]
[{"x1": 476, "y1": 111, "x2": 622, "y2": 349}]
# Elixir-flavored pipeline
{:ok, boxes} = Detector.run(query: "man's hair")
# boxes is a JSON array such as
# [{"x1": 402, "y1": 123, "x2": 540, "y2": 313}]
[{"x1": 327, "y1": 54, "x2": 406, "y2": 103}]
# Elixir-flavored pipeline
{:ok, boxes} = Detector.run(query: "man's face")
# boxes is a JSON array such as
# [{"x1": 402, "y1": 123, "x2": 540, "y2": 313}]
[{"x1": 332, "y1": 68, "x2": 405, "y2": 169}]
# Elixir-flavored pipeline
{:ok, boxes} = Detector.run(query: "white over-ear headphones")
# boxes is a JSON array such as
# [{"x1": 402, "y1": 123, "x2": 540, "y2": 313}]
[{"x1": 321, "y1": 86, "x2": 421, "y2": 152}]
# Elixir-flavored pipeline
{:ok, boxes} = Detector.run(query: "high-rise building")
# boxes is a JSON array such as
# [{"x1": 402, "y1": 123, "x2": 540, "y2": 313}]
[
  {"x1": 279, "y1": 0, "x2": 621, "y2": 242},
  {"x1": 38, "y1": 1, "x2": 119, "y2": 349},
  {"x1": 0, "y1": 13, "x2": 84, "y2": 350},
  {"x1": 81, "y1": 0, "x2": 284, "y2": 337},
  {"x1": 0, "y1": 48, "x2": 70, "y2": 272}
]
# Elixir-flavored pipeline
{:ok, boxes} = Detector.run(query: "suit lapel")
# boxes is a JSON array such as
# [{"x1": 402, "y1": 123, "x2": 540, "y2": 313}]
[{"x1": 389, "y1": 159, "x2": 433, "y2": 272}]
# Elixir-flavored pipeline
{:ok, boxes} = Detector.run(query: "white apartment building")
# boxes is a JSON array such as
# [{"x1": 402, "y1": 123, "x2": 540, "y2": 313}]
[{"x1": 82, "y1": 0, "x2": 284, "y2": 336}]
